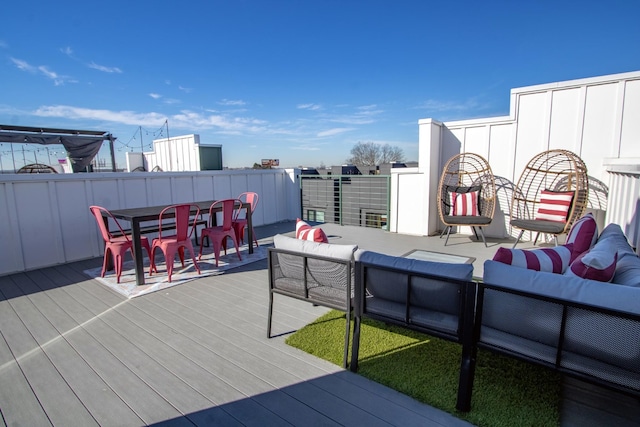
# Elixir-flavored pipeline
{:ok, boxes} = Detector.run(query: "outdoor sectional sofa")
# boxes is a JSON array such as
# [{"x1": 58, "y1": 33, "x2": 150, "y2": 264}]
[
  {"x1": 458, "y1": 222, "x2": 640, "y2": 410},
  {"x1": 267, "y1": 221, "x2": 640, "y2": 413}
]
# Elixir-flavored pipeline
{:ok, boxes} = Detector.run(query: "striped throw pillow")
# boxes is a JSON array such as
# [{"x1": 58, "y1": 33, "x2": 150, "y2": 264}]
[
  {"x1": 565, "y1": 213, "x2": 598, "y2": 261},
  {"x1": 450, "y1": 191, "x2": 480, "y2": 216},
  {"x1": 295, "y1": 219, "x2": 329, "y2": 243},
  {"x1": 564, "y1": 241, "x2": 618, "y2": 282},
  {"x1": 535, "y1": 190, "x2": 574, "y2": 222},
  {"x1": 492, "y1": 244, "x2": 574, "y2": 274}
]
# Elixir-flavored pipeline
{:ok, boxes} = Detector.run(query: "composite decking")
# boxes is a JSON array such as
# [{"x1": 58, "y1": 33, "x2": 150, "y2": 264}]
[{"x1": 1, "y1": 222, "x2": 638, "y2": 426}]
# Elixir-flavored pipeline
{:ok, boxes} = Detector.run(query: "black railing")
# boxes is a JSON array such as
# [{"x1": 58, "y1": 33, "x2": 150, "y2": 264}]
[{"x1": 300, "y1": 175, "x2": 390, "y2": 229}]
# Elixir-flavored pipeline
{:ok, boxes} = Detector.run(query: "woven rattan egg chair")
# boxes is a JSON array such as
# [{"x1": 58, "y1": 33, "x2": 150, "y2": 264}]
[
  {"x1": 510, "y1": 149, "x2": 589, "y2": 248},
  {"x1": 437, "y1": 153, "x2": 496, "y2": 246}
]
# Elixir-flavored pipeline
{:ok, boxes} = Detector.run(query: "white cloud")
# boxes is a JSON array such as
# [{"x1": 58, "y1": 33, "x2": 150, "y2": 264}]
[
  {"x1": 317, "y1": 128, "x2": 354, "y2": 137},
  {"x1": 11, "y1": 57, "x2": 36, "y2": 72},
  {"x1": 297, "y1": 103, "x2": 322, "y2": 111},
  {"x1": 178, "y1": 85, "x2": 192, "y2": 93},
  {"x1": 11, "y1": 57, "x2": 71, "y2": 85},
  {"x1": 61, "y1": 46, "x2": 73, "y2": 56},
  {"x1": 415, "y1": 98, "x2": 482, "y2": 112},
  {"x1": 88, "y1": 62, "x2": 123, "y2": 73},
  {"x1": 218, "y1": 99, "x2": 246, "y2": 106},
  {"x1": 149, "y1": 93, "x2": 162, "y2": 99}
]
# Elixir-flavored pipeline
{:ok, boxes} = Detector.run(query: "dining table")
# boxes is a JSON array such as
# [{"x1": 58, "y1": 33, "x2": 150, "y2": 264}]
[{"x1": 106, "y1": 200, "x2": 253, "y2": 286}]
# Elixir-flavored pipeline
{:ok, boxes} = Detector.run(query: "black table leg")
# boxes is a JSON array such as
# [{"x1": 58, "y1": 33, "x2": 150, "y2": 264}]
[{"x1": 132, "y1": 219, "x2": 146, "y2": 286}]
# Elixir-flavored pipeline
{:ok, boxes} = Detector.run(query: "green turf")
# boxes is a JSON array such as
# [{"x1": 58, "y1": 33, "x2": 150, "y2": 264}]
[{"x1": 286, "y1": 310, "x2": 561, "y2": 427}]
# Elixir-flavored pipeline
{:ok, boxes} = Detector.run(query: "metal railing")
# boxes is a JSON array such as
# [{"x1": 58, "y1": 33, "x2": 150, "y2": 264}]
[{"x1": 300, "y1": 175, "x2": 391, "y2": 229}]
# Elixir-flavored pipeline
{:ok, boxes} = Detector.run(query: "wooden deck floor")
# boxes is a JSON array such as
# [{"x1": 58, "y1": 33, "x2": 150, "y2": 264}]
[{"x1": 1, "y1": 222, "x2": 638, "y2": 426}]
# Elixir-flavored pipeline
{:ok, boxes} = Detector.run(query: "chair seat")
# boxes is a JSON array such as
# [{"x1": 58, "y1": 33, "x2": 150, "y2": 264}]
[
  {"x1": 443, "y1": 215, "x2": 492, "y2": 226},
  {"x1": 511, "y1": 219, "x2": 566, "y2": 234}
]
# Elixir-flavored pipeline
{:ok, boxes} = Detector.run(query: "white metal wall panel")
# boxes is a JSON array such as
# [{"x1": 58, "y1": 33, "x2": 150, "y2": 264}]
[
  {"x1": 463, "y1": 126, "x2": 489, "y2": 155},
  {"x1": 514, "y1": 92, "x2": 549, "y2": 176},
  {"x1": 487, "y1": 123, "x2": 515, "y2": 182},
  {"x1": 606, "y1": 170, "x2": 640, "y2": 250},
  {"x1": 549, "y1": 87, "x2": 581, "y2": 151},
  {"x1": 581, "y1": 83, "x2": 620, "y2": 180},
  {"x1": 621, "y1": 80, "x2": 640, "y2": 158}
]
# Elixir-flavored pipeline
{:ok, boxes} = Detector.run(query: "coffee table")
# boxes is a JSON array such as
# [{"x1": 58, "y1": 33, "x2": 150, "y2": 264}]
[{"x1": 402, "y1": 249, "x2": 475, "y2": 264}]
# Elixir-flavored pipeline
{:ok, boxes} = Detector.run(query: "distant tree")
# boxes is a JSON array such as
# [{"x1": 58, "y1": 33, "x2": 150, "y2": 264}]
[{"x1": 346, "y1": 142, "x2": 405, "y2": 166}]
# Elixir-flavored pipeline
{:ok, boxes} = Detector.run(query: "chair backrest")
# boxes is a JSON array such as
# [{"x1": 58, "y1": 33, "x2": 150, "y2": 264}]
[
  {"x1": 437, "y1": 153, "x2": 496, "y2": 222},
  {"x1": 510, "y1": 149, "x2": 589, "y2": 233},
  {"x1": 208, "y1": 199, "x2": 239, "y2": 231},
  {"x1": 158, "y1": 203, "x2": 200, "y2": 241},
  {"x1": 89, "y1": 205, "x2": 130, "y2": 243},
  {"x1": 235, "y1": 192, "x2": 259, "y2": 220}
]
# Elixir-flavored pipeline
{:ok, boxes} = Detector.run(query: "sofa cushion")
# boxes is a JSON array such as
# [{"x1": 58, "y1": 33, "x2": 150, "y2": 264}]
[
  {"x1": 483, "y1": 260, "x2": 640, "y2": 316},
  {"x1": 355, "y1": 250, "x2": 473, "y2": 316},
  {"x1": 492, "y1": 244, "x2": 573, "y2": 274},
  {"x1": 613, "y1": 255, "x2": 640, "y2": 287},
  {"x1": 565, "y1": 213, "x2": 598, "y2": 261},
  {"x1": 295, "y1": 219, "x2": 328, "y2": 243},
  {"x1": 535, "y1": 189, "x2": 574, "y2": 222}
]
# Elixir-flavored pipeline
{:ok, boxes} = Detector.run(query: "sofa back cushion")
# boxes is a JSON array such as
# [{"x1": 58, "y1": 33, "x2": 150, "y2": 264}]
[
  {"x1": 355, "y1": 250, "x2": 473, "y2": 314},
  {"x1": 273, "y1": 234, "x2": 357, "y2": 288}
]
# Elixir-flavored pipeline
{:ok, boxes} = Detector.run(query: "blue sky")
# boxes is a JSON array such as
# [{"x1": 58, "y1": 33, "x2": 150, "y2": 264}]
[{"x1": 1, "y1": 0, "x2": 639, "y2": 170}]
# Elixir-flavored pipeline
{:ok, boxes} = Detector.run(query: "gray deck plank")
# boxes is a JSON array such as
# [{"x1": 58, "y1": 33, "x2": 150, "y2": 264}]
[
  {"x1": 18, "y1": 267, "x2": 191, "y2": 426},
  {"x1": 5, "y1": 270, "x2": 144, "y2": 426},
  {"x1": 0, "y1": 277, "x2": 98, "y2": 426}
]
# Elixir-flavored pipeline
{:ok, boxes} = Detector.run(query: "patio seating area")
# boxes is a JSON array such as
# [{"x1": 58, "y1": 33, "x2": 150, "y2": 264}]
[{"x1": 1, "y1": 220, "x2": 639, "y2": 426}]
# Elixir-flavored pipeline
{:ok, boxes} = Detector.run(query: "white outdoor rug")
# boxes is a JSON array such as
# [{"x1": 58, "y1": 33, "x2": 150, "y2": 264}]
[{"x1": 84, "y1": 244, "x2": 268, "y2": 299}]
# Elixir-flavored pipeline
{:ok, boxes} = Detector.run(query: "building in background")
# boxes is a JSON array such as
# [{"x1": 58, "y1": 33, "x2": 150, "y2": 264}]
[{"x1": 126, "y1": 134, "x2": 223, "y2": 172}]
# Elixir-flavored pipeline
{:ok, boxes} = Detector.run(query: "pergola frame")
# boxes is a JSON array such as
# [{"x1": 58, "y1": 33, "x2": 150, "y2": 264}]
[{"x1": 0, "y1": 124, "x2": 116, "y2": 172}]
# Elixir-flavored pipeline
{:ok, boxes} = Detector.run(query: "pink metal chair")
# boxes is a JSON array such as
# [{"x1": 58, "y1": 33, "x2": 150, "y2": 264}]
[
  {"x1": 232, "y1": 192, "x2": 259, "y2": 247},
  {"x1": 89, "y1": 205, "x2": 152, "y2": 283},
  {"x1": 199, "y1": 199, "x2": 243, "y2": 267},
  {"x1": 149, "y1": 203, "x2": 201, "y2": 282}
]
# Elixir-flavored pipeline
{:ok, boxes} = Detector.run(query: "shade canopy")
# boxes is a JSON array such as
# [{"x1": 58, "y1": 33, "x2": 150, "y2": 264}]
[{"x1": 0, "y1": 124, "x2": 116, "y2": 172}]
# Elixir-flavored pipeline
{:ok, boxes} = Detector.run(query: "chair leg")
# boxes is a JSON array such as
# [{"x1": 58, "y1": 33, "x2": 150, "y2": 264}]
[
  {"x1": 512, "y1": 230, "x2": 525, "y2": 249},
  {"x1": 267, "y1": 291, "x2": 274, "y2": 338},
  {"x1": 439, "y1": 227, "x2": 447, "y2": 239},
  {"x1": 342, "y1": 311, "x2": 351, "y2": 369},
  {"x1": 553, "y1": 235, "x2": 559, "y2": 246},
  {"x1": 476, "y1": 227, "x2": 488, "y2": 247},
  {"x1": 444, "y1": 226, "x2": 452, "y2": 246},
  {"x1": 350, "y1": 315, "x2": 362, "y2": 372},
  {"x1": 533, "y1": 232, "x2": 541, "y2": 245}
]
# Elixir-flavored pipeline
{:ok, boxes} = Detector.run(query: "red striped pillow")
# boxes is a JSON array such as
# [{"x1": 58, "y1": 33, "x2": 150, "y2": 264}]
[
  {"x1": 450, "y1": 191, "x2": 480, "y2": 216},
  {"x1": 535, "y1": 190, "x2": 574, "y2": 222},
  {"x1": 492, "y1": 244, "x2": 574, "y2": 274},
  {"x1": 565, "y1": 213, "x2": 598, "y2": 261},
  {"x1": 295, "y1": 219, "x2": 329, "y2": 243},
  {"x1": 564, "y1": 238, "x2": 618, "y2": 282}
]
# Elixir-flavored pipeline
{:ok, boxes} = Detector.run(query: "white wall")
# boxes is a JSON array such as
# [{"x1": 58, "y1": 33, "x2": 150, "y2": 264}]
[
  {"x1": 0, "y1": 169, "x2": 301, "y2": 276},
  {"x1": 404, "y1": 70, "x2": 640, "y2": 238},
  {"x1": 144, "y1": 134, "x2": 203, "y2": 172}
]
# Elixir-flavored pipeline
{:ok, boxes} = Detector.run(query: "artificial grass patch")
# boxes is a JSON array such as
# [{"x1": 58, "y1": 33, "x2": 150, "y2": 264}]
[{"x1": 286, "y1": 310, "x2": 561, "y2": 427}]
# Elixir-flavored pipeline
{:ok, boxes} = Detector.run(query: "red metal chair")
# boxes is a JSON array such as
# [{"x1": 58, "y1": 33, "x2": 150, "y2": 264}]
[
  {"x1": 89, "y1": 205, "x2": 152, "y2": 283},
  {"x1": 149, "y1": 203, "x2": 201, "y2": 282},
  {"x1": 232, "y1": 192, "x2": 259, "y2": 247},
  {"x1": 199, "y1": 199, "x2": 243, "y2": 267}
]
